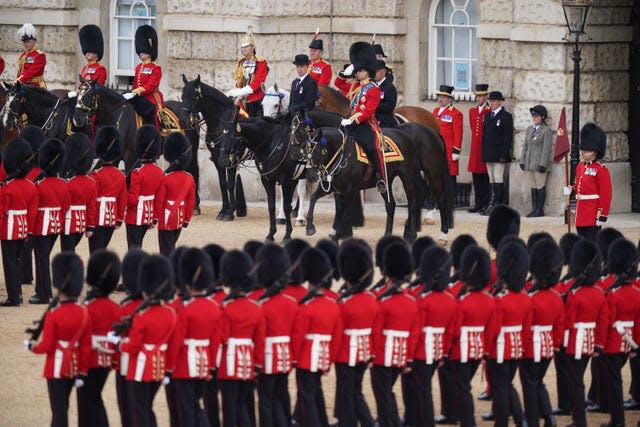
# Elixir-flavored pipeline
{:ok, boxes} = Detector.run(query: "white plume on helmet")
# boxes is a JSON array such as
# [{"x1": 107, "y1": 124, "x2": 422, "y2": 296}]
[{"x1": 17, "y1": 23, "x2": 37, "y2": 41}]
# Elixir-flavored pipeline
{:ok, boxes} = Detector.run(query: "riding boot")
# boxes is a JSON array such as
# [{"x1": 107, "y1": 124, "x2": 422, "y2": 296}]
[
  {"x1": 531, "y1": 187, "x2": 546, "y2": 217},
  {"x1": 526, "y1": 188, "x2": 538, "y2": 217},
  {"x1": 366, "y1": 152, "x2": 387, "y2": 194},
  {"x1": 494, "y1": 183, "x2": 504, "y2": 205},
  {"x1": 480, "y1": 184, "x2": 495, "y2": 216}
]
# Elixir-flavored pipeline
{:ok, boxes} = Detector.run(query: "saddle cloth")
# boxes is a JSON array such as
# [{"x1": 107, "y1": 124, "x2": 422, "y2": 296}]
[
  {"x1": 355, "y1": 135, "x2": 404, "y2": 164},
  {"x1": 135, "y1": 107, "x2": 183, "y2": 137}
]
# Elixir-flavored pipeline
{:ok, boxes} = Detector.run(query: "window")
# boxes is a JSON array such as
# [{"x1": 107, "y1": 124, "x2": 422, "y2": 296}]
[
  {"x1": 429, "y1": 0, "x2": 478, "y2": 98},
  {"x1": 110, "y1": 0, "x2": 156, "y2": 89}
]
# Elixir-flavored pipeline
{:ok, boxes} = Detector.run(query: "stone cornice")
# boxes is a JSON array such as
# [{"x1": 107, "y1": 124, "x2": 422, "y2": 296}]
[
  {"x1": 0, "y1": 9, "x2": 78, "y2": 26},
  {"x1": 479, "y1": 23, "x2": 632, "y2": 43}
]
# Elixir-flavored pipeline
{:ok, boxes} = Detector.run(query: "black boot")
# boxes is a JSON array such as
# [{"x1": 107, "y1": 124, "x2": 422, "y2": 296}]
[
  {"x1": 531, "y1": 187, "x2": 546, "y2": 217},
  {"x1": 526, "y1": 188, "x2": 537, "y2": 217},
  {"x1": 494, "y1": 182, "x2": 504, "y2": 205},
  {"x1": 480, "y1": 183, "x2": 495, "y2": 216}
]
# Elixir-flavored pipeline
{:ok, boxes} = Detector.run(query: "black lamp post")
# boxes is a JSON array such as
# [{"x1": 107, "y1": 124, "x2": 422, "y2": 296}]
[{"x1": 562, "y1": 0, "x2": 593, "y2": 185}]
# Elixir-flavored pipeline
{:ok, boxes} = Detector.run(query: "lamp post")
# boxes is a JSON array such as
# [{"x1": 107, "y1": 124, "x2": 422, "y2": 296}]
[{"x1": 562, "y1": 0, "x2": 593, "y2": 185}]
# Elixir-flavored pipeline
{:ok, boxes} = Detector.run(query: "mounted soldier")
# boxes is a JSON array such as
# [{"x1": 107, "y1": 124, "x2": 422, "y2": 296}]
[
  {"x1": 15, "y1": 23, "x2": 47, "y2": 89},
  {"x1": 78, "y1": 25, "x2": 107, "y2": 86},
  {"x1": 308, "y1": 29, "x2": 332, "y2": 87}
]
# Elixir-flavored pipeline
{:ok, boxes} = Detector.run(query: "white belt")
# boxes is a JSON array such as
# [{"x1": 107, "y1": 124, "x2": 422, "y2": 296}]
[
  {"x1": 226, "y1": 338, "x2": 253, "y2": 376},
  {"x1": 134, "y1": 343, "x2": 168, "y2": 381},
  {"x1": 460, "y1": 326, "x2": 484, "y2": 363},
  {"x1": 97, "y1": 196, "x2": 116, "y2": 226},
  {"x1": 344, "y1": 328, "x2": 372, "y2": 366},
  {"x1": 53, "y1": 340, "x2": 70, "y2": 379},
  {"x1": 136, "y1": 195, "x2": 155, "y2": 225},
  {"x1": 614, "y1": 320, "x2": 634, "y2": 334},
  {"x1": 38, "y1": 207, "x2": 61, "y2": 235},
  {"x1": 574, "y1": 322, "x2": 596, "y2": 360},
  {"x1": 423, "y1": 326, "x2": 445, "y2": 365},
  {"x1": 576, "y1": 194, "x2": 600, "y2": 200},
  {"x1": 7, "y1": 209, "x2": 27, "y2": 238},
  {"x1": 65, "y1": 205, "x2": 86, "y2": 234},
  {"x1": 532, "y1": 325, "x2": 553, "y2": 362},
  {"x1": 185, "y1": 338, "x2": 210, "y2": 378},
  {"x1": 382, "y1": 329, "x2": 410, "y2": 367},
  {"x1": 305, "y1": 333, "x2": 332, "y2": 372},
  {"x1": 164, "y1": 200, "x2": 185, "y2": 225},
  {"x1": 264, "y1": 335, "x2": 291, "y2": 374},
  {"x1": 91, "y1": 334, "x2": 114, "y2": 353},
  {"x1": 496, "y1": 325, "x2": 523, "y2": 363}
]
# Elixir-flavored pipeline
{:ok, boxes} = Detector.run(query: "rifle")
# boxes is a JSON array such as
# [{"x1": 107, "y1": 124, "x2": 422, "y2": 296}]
[
  {"x1": 181, "y1": 265, "x2": 203, "y2": 304},
  {"x1": 90, "y1": 137, "x2": 118, "y2": 173},
  {"x1": 457, "y1": 260, "x2": 479, "y2": 299},
  {"x1": 34, "y1": 152, "x2": 62, "y2": 183},
  {"x1": 126, "y1": 136, "x2": 159, "y2": 180},
  {"x1": 1, "y1": 152, "x2": 37, "y2": 186},
  {"x1": 258, "y1": 262, "x2": 293, "y2": 302},
  {"x1": 337, "y1": 267, "x2": 374, "y2": 302},
  {"x1": 112, "y1": 278, "x2": 170, "y2": 336},
  {"x1": 377, "y1": 280, "x2": 404, "y2": 300},
  {"x1": 65, "y1": 146, "x2": 92, "y2": 179},
  {"x1": 164, "y1": 144, "x2": 193, "y2": 174},
  {"x1": 83, "y1": 262, "x2": 114, "y2": 304},
  {"x1": 565, "y1": 255, "x2": 600, "y2": 300},
  {"x1": 25, "y1": 272, "x2": 73, "y2": 342}
]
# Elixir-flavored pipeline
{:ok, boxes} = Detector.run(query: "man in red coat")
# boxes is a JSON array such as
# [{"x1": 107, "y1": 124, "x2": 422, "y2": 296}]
[
  {"x1": 468, "y1": 84, "x2": 491, "y2": 213},
  {"x1": 308, "y1": 31, "x2": 332, "y2": 86},
  {"x1": 227, "y1": 28, "x2": 269, "y2": 117},
  {"x1": 433, "y1": 84, "x2": 463, "y2": 191},
  {"x1": 15, "y1": 23, "x2": 47, "y2": 88},
  {"x1": 78, "y1": 25, "x2": 107, "y2": 86}
]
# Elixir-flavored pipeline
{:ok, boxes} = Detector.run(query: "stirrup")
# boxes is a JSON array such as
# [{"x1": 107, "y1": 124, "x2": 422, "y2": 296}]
[{"x1": 376, "y1": 180, "x2": 387, "y2": 194}]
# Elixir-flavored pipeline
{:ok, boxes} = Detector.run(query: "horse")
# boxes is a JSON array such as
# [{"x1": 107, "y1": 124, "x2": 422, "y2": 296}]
[
  {"x1": 305, "y1": 109, "x2": 454, "y2": 243},
  {"x1": 180, "y1": 75, "x2": 246, "y2": 221},
  {"x1": 72, "y1": 77, "x2": 203, "y2": 213}
]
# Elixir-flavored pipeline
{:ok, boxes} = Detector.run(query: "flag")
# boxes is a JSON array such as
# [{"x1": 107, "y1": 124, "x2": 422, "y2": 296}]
[{"x1": 553, "y1": 107, "x2": 570, "y2": 163}]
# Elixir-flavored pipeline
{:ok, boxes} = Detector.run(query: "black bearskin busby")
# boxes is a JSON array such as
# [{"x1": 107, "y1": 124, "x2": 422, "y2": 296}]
[
  {"x1": 411, "y1": 236, "x2": 436, "y2": 273},
  {"x1": 497, "y1": 241, "x2": 529, "y2": 292},
  {"x1": 135, "y1": 25, "x2": 158, "y2": 61},
  {"x1": 134, "y1": 124, "x2": 161, "y2": 160},
  {"x1": 2, "y1": 138, "x2": 33, "y2": 178},
  {"x1": 460, "y1": 246, "x2": 491, "y2": 292},
  {"x1": 560, "y1": 233, "x2": 582, "y2": 267},
  {"x1": 122, "y1": 248, "x2": 148, "y2": 297},
  {"x1": 316, "y1": 239, "x2": 341, "y2": 280},
  {"x1": 256, "y1": 243, "x2": 291, "y2": 287},
  {"x1": 579, "y1": 122, "x2": 606, "y2": 160},
  {"x1": 220, "y1": 250, "x2": 256, "y2": 292},
  {"x1": 284, "y1": 238, "x2": 311, "y2": 284},
  {"x1": 497, "y1": 235, "x2": 527, "y2": 253},
  {"x1": 180, "y1": 247, "x2": 215, "y2": 291},
  {"x1": 86, "y1": 249, "x2": 121, "y2": 296},
  {"x1": 375, "y1": 235, "x2": 405, "y2": 270},
  {"x1": 163, "y1": 131, "x2": 191, "y2": 171},
  {"x1": 203, "y1": 243, "x2": 225, "y2": 282},
  {"x1": 607, "y1": 238, "x2": 639, "y2": 278},
  {"x1": 597, "y1": 227, "x2": 624, "y2": 271},
  {"x1": 95, "y1": 125, "x2": 123, "y2": 162},
  {"x1": 383, "y1": 241, "x2": 412, "y2": 281},
  {"x1": 65, "y1": 133, "x2": 94, "y2": 175},
  {"x1": 300, "y1": 247, "x2": 333, "y2": 288},
  {"x1": 569, "y1": 239, "x2": 602, "y2": 285},
  {"x1": 38, "y1": 138, "x2": 66, "y2": 177},
  {"x1": 243, "y1": 240, "x2": 264, "y2": 261},
  {"x1": 79, "y1": 24, "x2": 104, "y2": 60},
  {"x1": 339, "y1": 240, "x2": 373, "y2": 291},
  {"x1": 19, "y1": 125, "x2": 44, "y2": 157},
  {"x1": 52, "y1": 252, "x2": 84, "y2": 298},
  {"x1": 487, "y1": 204, "x2": 520, "y2": 250},
  {"x1": 419, "y1": 246, "x2": 452, "y2": 293},
  {"x1": 349, "y1": 41, "x2": 377, "y2": 78},
  {"x1": 138, "y1": 255, "x2": 173, "y2": 296},
  {"x1": 526, "y1": 232, "x2": 554, "y2": 253},
  {"x1": 450, "y1": 234, "x2": 477, "y2": 272},
  {"x1": 529, "y1": 239, "x2": 563, "y2": 289}
]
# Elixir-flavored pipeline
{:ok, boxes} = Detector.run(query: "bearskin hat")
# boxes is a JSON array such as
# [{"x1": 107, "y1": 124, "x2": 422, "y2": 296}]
[
  {"x1": 316, "y1": 239, "x2": 341, "y2": 280},
  {"x1": 375, "y1": 235, "x2": 406, "y2": 269},
  {"x1": 86, "y1": 249, "x2": 121, "y2": 296},
  {"x1": 180, "y1": 247, "x2": 214, "y2": 291},
  {"x1": 300, "y1": 247, "x2": 333, "y2": 288},
  {"x1": 95, "y1": 125, "x2": 123, "y2": 162},
  {"x1": 284, "y1": 238, "x2": 311, "y2": 284},
  {"x1": 79, "y1": 24, "x2": 104, "y2": 60},
  {"x1": 220, "y1": 250, "x2": 256, "y2": 291},
  {"x1": 419, "y1": 246, "x2": 452, "y2": 292},
  {"x1": 135, "y1": 25, "x2": 158, "y2": 61},
  {"x1": 460, "y1": 246, "x2": 491, "y2": 292},
  {"x1": 243, "y1": 240, "x2": 264, "y2": 261},
  {"x1": 373, "y1": 44, "x2": 387, "y2": 58},
  {"x1": 203, "y1": 243, "x2": 225, "y2": 281},
  {"x1": 560, "y1": 233, "x2": 583, "y2": 266},
  {"x1": 529, "y1": 239, "x2": 563, "y2": 289},
  {"x1": 383, "y1": 241, "x2": 412, "y2": 281},
  {"x1": 38, "y1": 138, "x2": 66, "y2": 177},
  {"x1": 450, "y1": 234, "x2": 477, "y2": 271},
  {"x1": 17, "y1": 23, "x2": 37, "y2": 41},
  {"x1": 597, "y1": 227, "x2": 624, "y2": 269},
  {"x1": 163, "y1": 131, "x2": 191, "y2": 171},
  {"x1": 526, "y1": 232, "x2": 554, "y2": 253},
  {"x1": 20, "y1": 125, "x2": 45, "y2": 156},
  {"x1": 139, "y1": 254, "x2": 173, "y2": 296},
  {"x1": 134, "y1": 124, "x2": 161, "y2": 160},
  {"x1": 2, "y1": 138, "x2": 33, "y2": 178},
  {"x1": 497, "y1": 241, "x2": 530, "y2": 292},
  {"x1": 339, "y1": 240, "x2": 373, "y2": 291},
  {"x1": 497, "y1": 235, "x2": 527, "y2": 253},
  {"x1": 52, "y1": 252, "x2": 84, "y2": 297},
  {"x1": 607, "y1": 238, "x2": 639, "y2": 277},
  {"x1": 487, "y1": 204, "x2": 520, "y2": 250},
  {"x1": 569, "y1": 239, "x2": 602, "y2": 285},
  {"x1": 411, "y1": 236, "x2": 436, "y2": 273},
  {"x1": 349, "y1": 41, "x2": 377, "y2": 78},
  {"x1": 255, "y1": 243, "x2": 290, "y2": 287},
  {"x1": 579, "y1": 123, "x2": 606, "y2": 160},
  {"x1": 65, "y1": 133, "x2": 94, "y2": 175},
  {"x1": 122, "y1": 248, "x2": 148, "y2": 297},
  {"x1": 170, "y1": 246, "x2": 188, "y2": 295}
]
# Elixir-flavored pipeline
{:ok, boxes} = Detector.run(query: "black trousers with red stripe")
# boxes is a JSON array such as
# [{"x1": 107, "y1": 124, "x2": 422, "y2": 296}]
[
  {"x1": 77, "y1": 367, "x2": 111, "y2": 427},
  {"x1": 567, "y1": 355, "x2": 590, "y2": 427},
  {"x1": 34, "y1": 234, "x2": 57, "y2": 300},
  {"x1": 335, "y1": 363, "x2": 374, "y2": 427},
  {"x1": 296, "y1": 369, "x2": 328, "y2": 427},
  {"x1": 454, "y1": 359, "x2": 481, "y2": 427},
  {"x1": 220, "y1": 379, "x2": 255, "y2": 427},
  {"x1": 116, "y1": 374, "x2": 134, "y2": 427},
  {"x1": 554, "y1": 348, "x2": 573, "y2": 411},
  {"x1": 20, "y1": 236, "x2": 33, "y2": 284},
  {"x1": 436, "y1": 358, "x2": 458, "y2": 420},
  {"x1": 174, "y1": 378, "x2": 210, "y2": 427},
  {"x1": 602, "y1": 353, "x2": 627, "y2": 427},
  {"x1": 204, "y1": 375, "x2": 220, "y2": 427},
  {"x1": 519, "y1": 358, "x2": 553, "y2": 427},
  {"x1": 158, "y1": 229, "x2": 182, "y2": 257},
  {"x1": 126, "y1": 224, "x2": 150, "y2": 249},
  {"x1": 487, "y1": 359, "x2": 523, "y2": 427},
  {"x1": 370, "y1": 365, "x2": 402, "y2": 427},
  {"x1": 257, "y1": 373, "x2": 290, "y2": 427},
  {"x1": 413, "y1": 361, "x2": 438, "y2": 427},
  {"x1": 1, "y1": 239, "x2": 25, "y2": 303},
  {"x1": 131, "y1": 380, "x2": 162, "y2": 427},
  {"x1": 47, "y1": 378, "x2": 74, "y2": 427},
  {"x1": 88, "y1": 226, "x2": 115, "y2": 254},
  {"x1": 60, "y1": 233, "x2": 83, "y2": 252}
]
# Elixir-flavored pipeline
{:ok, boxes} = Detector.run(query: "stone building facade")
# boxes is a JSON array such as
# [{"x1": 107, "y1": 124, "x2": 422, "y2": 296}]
[{"x1": 0, "y1": 0, "x2": 634, "y2": 215}]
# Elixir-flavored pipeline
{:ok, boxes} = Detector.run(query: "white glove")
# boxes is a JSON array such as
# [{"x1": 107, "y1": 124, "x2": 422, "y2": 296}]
[
  {"x1": 74, "y1": 377, "x2": 85, "y2": 388},
  {"x1": 23, "y1": 339, "x2": 33, "y2": 351},
  {"x1": 106, "y1": 331, "x2": 121, "y2": 345},
  {"x1": 451, "y1": 153, "x2": 460, "y2": 162},
  {"x1": 343, "y1": 64, "x2": 355, "y2": 76},
  {"x1": 67, "y1": 91, "x2": 77, "y2": 99},
  {"x1": 596, "y1": 220, "x2": 605, "y2": 227},
  {"x1": 161, "y1": 375, "x2": 171, "y2": 386},
  {"x1": 563, "y1": 185, "x2": 572, "y2": 196},
  {"x1": 123, "y1": 92, "x2": 135, "y2": 100},
  {"x1": 340, "y1": 118, "x2": 353, "y2": 127},
  {"x1": 227, "y1": 85, "x2": 253, "y2": 98}
]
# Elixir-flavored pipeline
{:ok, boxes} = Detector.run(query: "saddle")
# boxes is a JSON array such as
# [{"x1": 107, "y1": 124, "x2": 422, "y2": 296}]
[
  {"x1": 134, "y1": 107, "x2": 182, "y2": 137},
  {"x1": 355, "y1": 135, "x2": 404, "y2": 165}
]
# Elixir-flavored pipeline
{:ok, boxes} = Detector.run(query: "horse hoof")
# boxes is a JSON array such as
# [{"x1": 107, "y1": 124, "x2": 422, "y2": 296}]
[
  {"x1": 215, "y1": 211, "x2": 225, "y2": 221},
  {"x1": 438, "y1": 238, "x2": 448, "y2": 246},
  {"x1": 236, "y1": 209, "x2": 247, "y2": 217},
  {"x1": 282, "y1": 236, "x2": 292, "y2": 243},
  {"x1": 222, "y1": 214, "x2": 234, "y2": 222},
  {"x1": 295, "y1": 219, "x2": 305, "y2": 226},
  {"x1": 265, "y1": 236, "x2": 275, "y2": 243},
  {"x1": 275, "y1": 218, "x2": 286, "y2": 225},
  {"x1": 306, "y1": 226, "x2": 316, "y2": 236},
  {"x1": 193, "y1": 208, "x2": 201, "y2": 216}
]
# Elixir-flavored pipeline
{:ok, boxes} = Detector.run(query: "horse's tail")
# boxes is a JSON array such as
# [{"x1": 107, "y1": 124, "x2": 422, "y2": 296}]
[
  {"x1": 438, "y1": 133, "x2": 455, "y2": 229},
  {"x1": 235, "y1": 173, "x2": 247, "y2": 217}
]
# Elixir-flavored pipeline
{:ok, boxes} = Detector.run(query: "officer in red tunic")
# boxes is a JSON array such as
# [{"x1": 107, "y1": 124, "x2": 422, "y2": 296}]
[
  {"x1": 254, "y1": 244, "x2": 298, "y2": 427},
  {"x1": 218, "y1": 250, "x2": 266, "y2": 427},
  {"x1": 89, "y1": 126, "x2": 127, "y2": 253},
  {"x1": 154, "y1": 132, "x2": 196, "y2": 256},
  {"x1": 227, "y1": 27, "x2": 270, "y2": 117},
  {"x1": 78, "y1": 249, "x2": 122, "y2": 427},
  {"x1": 30, "y1": 139, "x2": 70, "y2": 305},
  {"x1": 468, "y1": 84, "x2": 491, "y2": 213},
  {"x1": 564, "y1": 123, "x2": 612, "y2": 242},
  {"x1": 61, "y1": 133, "x2": 97, "y2": 252},
  {"x1": 308, "y1": 30, "x2": 332, "y2": 86},
  {"x1": 15, "y1": 23, "x2": 47, "y2": 88},
  {"x1": 433, "y1": 85, "x2": 463, "y2": 191},
  {"x1": 25, "y1": 252, "x2": 91, "y2": 427},
  {"x1": 0, "y1": 138, "x2": 38, "y2": 306},
  {"x1": 126, "y1": 125, "x2": 163, "y2": 249},
  {"x1": 78, "y1": 25, "x2": 107, "y2": 86}
]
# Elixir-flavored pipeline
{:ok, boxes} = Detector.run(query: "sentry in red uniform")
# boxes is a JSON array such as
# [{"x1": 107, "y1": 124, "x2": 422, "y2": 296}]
[
  {"x1": 573, "y1": 160, "x2": 612, "y2": 227},
  {"x1": 336, "y1": 290, "x2": 379, "y2": 366},
  {"x1": 433, "y1": 102, "x2": 464, "y2": 177}
]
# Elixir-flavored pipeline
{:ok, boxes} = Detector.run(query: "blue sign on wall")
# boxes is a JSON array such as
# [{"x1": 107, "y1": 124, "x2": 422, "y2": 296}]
[{"x1": 455, "y1": 62, "x2": 469, "y2": 91}]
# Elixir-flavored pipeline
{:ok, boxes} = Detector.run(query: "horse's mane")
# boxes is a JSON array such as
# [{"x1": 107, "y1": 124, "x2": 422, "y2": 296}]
[
  {"x1": 198, "y1": 81, "x2": 234, "y2": 109},
  {"x1": 19, "y1": 85, "x2": 58, "y2": 102}
]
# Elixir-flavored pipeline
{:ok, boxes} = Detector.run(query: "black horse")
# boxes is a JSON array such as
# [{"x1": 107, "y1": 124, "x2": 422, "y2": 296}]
[
  {"x1": 304, "y1": 109, "x2": 455, "y2": 242},
  {"x1": 180, "y1": 75, "x2": 247, "y2": 221}
]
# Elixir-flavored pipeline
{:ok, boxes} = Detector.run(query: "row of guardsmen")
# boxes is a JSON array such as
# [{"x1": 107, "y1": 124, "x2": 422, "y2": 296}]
[
  {"x1": 21, "y1": 203, "x2": 640, "y2": 427},
  {"x1": 0, "y1": 125, "x2": 196, "y2": 307}
]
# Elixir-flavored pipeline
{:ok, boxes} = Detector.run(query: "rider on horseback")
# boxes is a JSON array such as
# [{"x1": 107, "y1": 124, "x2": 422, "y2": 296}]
[
  {"x1": 339, "y1": 42, "x2": 387, "y2": 194},
  {"x1": 308, "y1": 29, "x2": 332, "y2": 87},
  {"x1": 14, "y1": 23, "x2": 47, "y2": 89},
  {"x1": 77, "y1": 25, "x2": 107, "y2": 86}
]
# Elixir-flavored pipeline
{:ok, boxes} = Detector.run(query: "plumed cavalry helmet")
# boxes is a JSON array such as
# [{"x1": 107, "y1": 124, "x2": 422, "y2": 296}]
[
  {"x1": 135, "y1": 124, "x2": 161, "y2": 160},
  {"x1": 163, "y1": 131, "x2": 192, "y2": 171},
  {"x1": 349, "y1": 42, "x2": 377, "y2": 78},
  {"x1": 79, "y1": 24, "x2": 104, "y2": 60},
  {"x1": 241, "y1": 26, "x2": 255, "y2": 48},
  {"x1": 95, "y1": 125, "x2": 123, "y2": 162},
  {"x1": 135, "y1": 25, "x2": 158, "y2": 61},
  {"x1": 17, "y1": 23, "x2": 37, "y2": 41},
  {"x1": 38, "y1": 138, "x2": 66, "y2": 176},
  {"x1": 579, "y1": 122, "x2": 606, "y2": 160},
  {"x1": 65, "y1": 133, "x2": 94, "y2": 175},
  {"x1": 52, "y1": 252, "x2": 84, "y2": 298}
]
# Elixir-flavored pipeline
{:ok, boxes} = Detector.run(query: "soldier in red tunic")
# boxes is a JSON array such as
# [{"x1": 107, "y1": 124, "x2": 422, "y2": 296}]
[
  {"x1": 126, "y1": 125, "x2": 163, "y2": 249},
  {"x1": 218, "y1": 250, "x2": 266, "y2": 427},
  {"x1": 0, "y1": 138, "x2": 38, "y2": 306},
  {"x1": 78, "y1": 249, "x2": 122, "y2": 427},
  {"x1": 25, "y1": 252, "x2": 91, "y2": 427},
  {"x1": 78, "y1": 25, "x2": 106, "y2": 86},
  {"x1": 468, "y1": 84, "x2": 491, "y2": 213},
  {"x1": 154, "y1": 132, "x2": 195, "y2": 256},
  {"x1": 308, "y1": 30, "x2": 332, "y2": 86},
  {"x1": 433, "y1": 85, "x2": 463, "y2": 191},
  {"x1": 89, "y1": 126, "x2": 127, "y2": 253},
  {"x1": 15, "y1": 23, "x2": 47, "y2": 88},
  {"x1": 61, "y1": 133, "x2": 97, "y2": 252}
]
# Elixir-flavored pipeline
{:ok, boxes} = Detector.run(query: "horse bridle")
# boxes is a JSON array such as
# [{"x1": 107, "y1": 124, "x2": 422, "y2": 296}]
[
  {"x1": 262, "y1": 90, "x2": 285, "y2": 117},
  {"x1": 304, "y1": 123, "x2": 348, "y2": 191}
]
